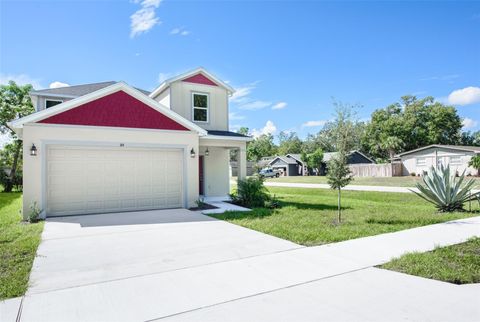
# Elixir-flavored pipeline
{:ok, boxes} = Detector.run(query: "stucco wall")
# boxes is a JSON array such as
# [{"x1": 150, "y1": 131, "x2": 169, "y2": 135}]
[
  {"x1": 200, "y1": 146, "x2": 230, "y2": 197},
  {"x1": 401, "y1": 147, "x2": 477, "y2": 176},
  {"x1": 22, "y1": 124, "x2": 199, "y2": 218},
  {"x1": 157, "y1": 81, "x2": 228, "y2": 131}
]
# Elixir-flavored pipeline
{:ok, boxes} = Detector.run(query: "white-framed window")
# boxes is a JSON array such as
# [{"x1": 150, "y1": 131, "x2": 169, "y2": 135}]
[
  {"x1": 449, "y1": 156, "x2": 462, "y2": 165},
  {"x1": 45, "y1": 99, "x2": 63, "y2": 109},
  {"x1": 416, "y1": 157, "x2": 427, "y2": 166},
  {"x1": 192, "y1": 92, "x2": 209, "y2": 122}
]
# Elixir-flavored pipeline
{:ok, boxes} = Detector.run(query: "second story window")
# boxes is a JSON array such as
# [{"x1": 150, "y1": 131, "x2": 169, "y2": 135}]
[
  {"x1": 45, "y1": 99, "x2": 63, "y2": 109},
  {"x1": 192, "y1": 93, "x2": 208, "y2": 122}
]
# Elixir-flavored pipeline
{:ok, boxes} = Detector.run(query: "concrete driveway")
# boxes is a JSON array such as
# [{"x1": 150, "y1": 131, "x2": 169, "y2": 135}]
[
  {"x1": 5, "y1": 211, "x2": 480, "y2": 321},
  {"x1": 27, "y1": 209, "x2": 300, "y2": 294}
]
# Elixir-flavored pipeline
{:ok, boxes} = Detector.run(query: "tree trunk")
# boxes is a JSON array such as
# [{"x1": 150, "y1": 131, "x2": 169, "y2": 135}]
[
  {"x1": 337, "y1": 188, "x2": 341, "y2": 223},
  {"x1": 5, "y1": 140, "x2": 22, "y2": 192}
]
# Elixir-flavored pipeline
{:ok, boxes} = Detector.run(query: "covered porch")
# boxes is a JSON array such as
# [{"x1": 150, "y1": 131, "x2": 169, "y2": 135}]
[{"x1": 199, "y1": 133, "x2": 250, "y2": 199}]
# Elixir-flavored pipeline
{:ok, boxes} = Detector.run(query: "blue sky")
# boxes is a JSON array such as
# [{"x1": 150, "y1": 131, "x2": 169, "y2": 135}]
[{"x1": 1, "y1": 0, "x2": 479, "y2": 140}]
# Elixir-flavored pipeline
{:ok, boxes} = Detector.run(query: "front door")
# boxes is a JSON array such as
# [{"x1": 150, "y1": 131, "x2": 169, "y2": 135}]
[{"x1": 199, "y1": 155, "x2": 204, "y2": 195}]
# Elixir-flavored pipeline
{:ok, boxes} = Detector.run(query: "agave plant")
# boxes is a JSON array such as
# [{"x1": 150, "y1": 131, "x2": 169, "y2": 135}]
[{"x1": 412, "y1": 164, "x2": 480, "y2": 212}]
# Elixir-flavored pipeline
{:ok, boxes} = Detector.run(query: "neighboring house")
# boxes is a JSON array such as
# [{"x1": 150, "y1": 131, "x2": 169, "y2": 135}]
[
  {"x1": 9, "y1": 68, "x2": 252, "y2": 218},
  {"x1": 393, "y1": 145, "x2": 480, "y2": 176},
  {"x1": 268, "y1": 154, "x2": 306, "y2": 176},
  {"x1": 320, "y1": 150, "x2": 374, "y2": 175}
]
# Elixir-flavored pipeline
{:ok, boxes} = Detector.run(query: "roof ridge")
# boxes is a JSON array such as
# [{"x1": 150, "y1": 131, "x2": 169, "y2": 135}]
[{"x1": 32, "y1": 81, "x2": 117, "y2": 92}]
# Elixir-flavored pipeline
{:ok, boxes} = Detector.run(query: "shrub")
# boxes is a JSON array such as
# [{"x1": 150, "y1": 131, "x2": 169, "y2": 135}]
[
  {"x1": 0, "y1": 169, "x2": 22, "y2": 192},
  {"x1": 412, "y1": 165, "x2": 480, "y2": 212},
  {"x1": 28, "y1": 201, "x2": 42, "y2": 223},
  {"x1": 230, "y1": 176, "x2": 271, "y2": 208}
]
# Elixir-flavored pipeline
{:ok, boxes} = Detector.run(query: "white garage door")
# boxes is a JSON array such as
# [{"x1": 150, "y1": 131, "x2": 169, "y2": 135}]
[{"x1": 46, "y1": 145, "x2": 184, "y2": 217}]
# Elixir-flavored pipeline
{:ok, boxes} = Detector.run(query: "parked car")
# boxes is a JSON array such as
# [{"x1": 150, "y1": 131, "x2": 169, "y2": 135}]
[{"x1": 259, "y1": 168, "x2": 281, "y2": 178}]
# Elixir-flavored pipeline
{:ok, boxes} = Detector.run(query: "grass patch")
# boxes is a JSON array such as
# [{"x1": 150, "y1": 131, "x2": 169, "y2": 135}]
[
  {"x1": 0, "y1": 193, "x2": 43, "y2": 300},
  {"x1": 263, "y1": 175, "x2": 480, "y2": 188},
  {"x1": 212, "y1": 187, "x2": 479, "y2": 246},
  {"x1": 380, "y1": 237, "x2": 480, "y2": 284}
]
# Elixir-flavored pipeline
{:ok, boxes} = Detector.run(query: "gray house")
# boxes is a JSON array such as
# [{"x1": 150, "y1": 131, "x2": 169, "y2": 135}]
[
  {"x1": 268, "y1": 154, "x2": 306, "y2": 176},
  {"x1": 319, "y1": 150, "x2": 374, "y2": 175}
]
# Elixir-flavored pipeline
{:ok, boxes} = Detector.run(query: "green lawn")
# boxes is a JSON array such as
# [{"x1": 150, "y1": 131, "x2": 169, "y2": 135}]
[
  {"x1": 213, "y1": 187, "x2": 479, "y2": 246},
  {"x1": 0, "y1": 193, "x2": 43, "y2": 300},
  {"x1": 265, "y1": 175, "x2": 480, "y2": 188},
  {"x1": 380, "y1": 237, "x2": 480, "y2": 284}
]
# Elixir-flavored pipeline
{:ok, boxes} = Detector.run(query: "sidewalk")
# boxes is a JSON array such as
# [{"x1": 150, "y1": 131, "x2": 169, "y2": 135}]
[{"x1": 263, "y1": 181, "x2": 480, "y2": 194}]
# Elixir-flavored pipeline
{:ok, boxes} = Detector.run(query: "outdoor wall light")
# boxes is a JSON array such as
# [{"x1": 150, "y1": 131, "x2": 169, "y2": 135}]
[
  {"x1": 190, "y1": 148, "x2": 196, "y2": 158},
  {"x1": 30, "y1": 144, "x2": 37, "y2": 156},
  {"x1": 205, "y1": 148, "x2": 209, "y2": 156}
]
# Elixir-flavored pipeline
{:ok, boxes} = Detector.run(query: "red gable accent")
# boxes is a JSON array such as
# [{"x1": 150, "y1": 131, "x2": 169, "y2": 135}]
[
  {"x1": 38, "y1": 91, "x2": 189, "y2": 131},
  {"x1": 182, "y1": 73, "x2": 218, "y2": 86}
]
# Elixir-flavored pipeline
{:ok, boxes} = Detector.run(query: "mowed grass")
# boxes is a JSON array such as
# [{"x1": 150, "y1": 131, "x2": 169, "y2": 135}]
[
  {"x1": 213, "y1": 187, "x2": 479, "y2": 246},
  {"x1": 0, "y1": 193, "x2": 43, "y2": 300},
  {"x1": 380, "y1": 237, "x2": 480, "y2": 284},
  {"x1": 265, "y1": 175, "x2": 480, "y2": 188}
]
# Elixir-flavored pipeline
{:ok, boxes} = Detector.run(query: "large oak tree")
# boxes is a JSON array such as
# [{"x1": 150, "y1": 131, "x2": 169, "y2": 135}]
[{"x1": 0, "y1": 81, "x2": 34, "y2": 192}]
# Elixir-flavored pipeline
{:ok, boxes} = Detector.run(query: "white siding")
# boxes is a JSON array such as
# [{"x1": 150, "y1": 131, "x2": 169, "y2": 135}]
[
  {"x1": 401, "y1": 147, "x2": 477, "y2": 176},
  {"x1": 154, "y1": 81, "x2": 229, "y2": 131}
]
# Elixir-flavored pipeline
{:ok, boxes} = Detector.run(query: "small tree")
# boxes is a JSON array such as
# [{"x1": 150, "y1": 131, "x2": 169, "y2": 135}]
[
  {"x1": 306, "y1": 148, "x2": 324, "y2": 175},
  {"x1": 327, "y1": 153, "x2": 352, "y2": 222},
  {"x1": 469, "y1": 155, "x2": 480, "y2": 176},
  {"x1": 326, "y1": 101, "x2": 356, "y2": 223}
]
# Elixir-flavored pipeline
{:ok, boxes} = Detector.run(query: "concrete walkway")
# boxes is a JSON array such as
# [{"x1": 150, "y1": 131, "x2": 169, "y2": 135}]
[
  {"x1": 264, "y1": 181, "x2": 418, "y2": 193},
  {"x1": 4, "y1": 212, "x2": 477, "y2": 321}
]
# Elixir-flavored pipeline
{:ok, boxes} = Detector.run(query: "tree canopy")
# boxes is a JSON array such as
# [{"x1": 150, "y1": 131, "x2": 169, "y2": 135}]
[{"x1": 361, "y1": 96, "x2": 462, "y2": 161}]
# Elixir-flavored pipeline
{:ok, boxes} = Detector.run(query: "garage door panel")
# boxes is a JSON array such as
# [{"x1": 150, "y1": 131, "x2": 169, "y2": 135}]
[{"x1": 46, "y1": 146, "x2": 184, "y2": 216}]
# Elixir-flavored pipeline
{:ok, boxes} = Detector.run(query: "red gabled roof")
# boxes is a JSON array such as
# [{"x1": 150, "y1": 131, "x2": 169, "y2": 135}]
[
  {"x1": 38, "y1": 90, "x2": 189, "y2": 131},
  {"x1": 182, "y1": 73, "x2": 218, "y2": 86}
]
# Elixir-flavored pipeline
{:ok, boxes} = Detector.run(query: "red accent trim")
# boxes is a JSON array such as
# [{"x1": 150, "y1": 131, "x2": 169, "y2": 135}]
[
  {"x1": 38, "y1": 91, "x2": 189, "y2": 131},
  {"x1": 182, "y1": 73, "x2": 218, "y2": 86}
]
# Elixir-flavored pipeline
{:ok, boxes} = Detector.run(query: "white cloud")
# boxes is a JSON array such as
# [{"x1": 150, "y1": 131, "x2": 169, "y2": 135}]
[
  {"x1": 130, "y1": 0, "x2": 162, "y2": 38},
  {"x1": 0, "y1": 73, "x2": 42, "y2": 89},
  {"x1": 448, "y1": 86, "x2": 480, "y2": 106},
  {"x1": 158, "y1": 72, "x2": 172, "y2": 83},
  {"x1": 272, "y1": 102, "x2": 287, "y2": 110},
  {"x1": 462, "y1": 118, "x2": 478, "y2": 129},
  {"x1": 170, "y1": 27, "x2": 190, "y2": 36},
  {"x1": 49, "y1": 81, "x2": 69, "y2": 89},
  {"x1": 238, "y1": 100, "x2": 271, "y2": 110},
  {"x1": 251, "y1": 120, "x2": 277, "y2": 138},
  {"x1": 302, "y1": 120, "x2": 327, "y2": 127},
  {"x1": 420, "y1": 74, "x2": 460, "y2": 81},
  {"x1": 229, "y1": 112, "x2": 245, "y2": 120},
  {"x1": 230, "y1": 83, "x2": 257, "y2": 103}
]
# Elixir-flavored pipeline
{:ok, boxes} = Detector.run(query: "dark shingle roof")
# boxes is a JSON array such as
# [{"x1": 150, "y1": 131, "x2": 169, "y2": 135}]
[
  {"x1": 207, "y1": 130, "x2": 250, "y2": 138},
  {"x1": 270, "y1": 156, "x2": 298, "y2": 165},
  {"x1": 30, "y1": 81, "x2": 150, "y2": 97}
]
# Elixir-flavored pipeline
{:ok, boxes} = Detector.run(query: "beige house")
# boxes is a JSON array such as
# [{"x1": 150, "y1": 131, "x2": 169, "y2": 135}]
[
  {"x1": 394, "y1": 145, "x2": 480, "y2": 176},
  {"x1": 9, "y1": 68, "x2": 251, "y2": 218}
]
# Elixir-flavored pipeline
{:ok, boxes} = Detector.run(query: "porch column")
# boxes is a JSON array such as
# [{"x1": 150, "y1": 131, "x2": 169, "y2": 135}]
[{"x1": 238, "y1": 146, "x2": 247, "y2": 180}]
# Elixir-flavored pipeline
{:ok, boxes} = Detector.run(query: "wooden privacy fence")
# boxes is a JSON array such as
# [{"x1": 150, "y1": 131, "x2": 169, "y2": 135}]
[{"x1": 348, "y1": 163, "x2": 402, "y2": 177}]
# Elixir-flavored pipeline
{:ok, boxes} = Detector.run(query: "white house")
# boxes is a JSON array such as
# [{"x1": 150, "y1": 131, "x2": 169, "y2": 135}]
[
  {"x1": 394, "y1": 145, "x2": 480, "y2": 176},
  {"x1": 9, "y1": 68, "x2": 252, "y2": 218}
]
